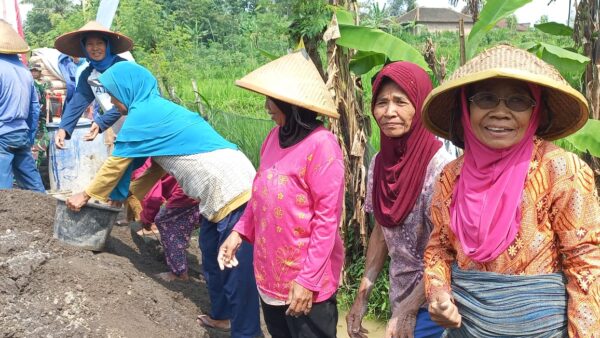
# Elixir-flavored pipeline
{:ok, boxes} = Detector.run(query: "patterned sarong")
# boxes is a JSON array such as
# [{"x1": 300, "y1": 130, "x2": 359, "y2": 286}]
[{"x1": 443, "y1": 264, "x2": 568, "y2": 338}]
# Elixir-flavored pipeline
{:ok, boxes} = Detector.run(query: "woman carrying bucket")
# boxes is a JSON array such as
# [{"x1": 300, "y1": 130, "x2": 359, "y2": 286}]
[
  {"x1": 66, "y1": 61, "x2": 261, "y2": 338},
  {"x1": 53, "y1": 21, "x2": 133, "y2": 149}
]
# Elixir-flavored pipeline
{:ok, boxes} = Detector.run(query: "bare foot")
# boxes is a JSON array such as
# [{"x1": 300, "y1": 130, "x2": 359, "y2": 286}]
[
  {"x1": 197, "y1": 314, "x2": 230, "y2": 332},
  {"x1": 156, "y1": 271, "x2": 189, "y2": 282}
]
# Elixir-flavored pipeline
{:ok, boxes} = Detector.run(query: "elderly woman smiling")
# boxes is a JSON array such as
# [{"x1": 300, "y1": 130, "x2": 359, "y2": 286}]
[{"x1": 421, "y1": 45, "x2": 600, "y2": 337}]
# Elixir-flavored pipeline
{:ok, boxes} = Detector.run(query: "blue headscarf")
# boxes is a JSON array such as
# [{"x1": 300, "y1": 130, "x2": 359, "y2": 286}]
[
  {"x1": 99, "y1": 61, "x2": 237, "y2": 158},
  {"x1": 80, "y1": 36, "x2": 116, "y2": 72}
]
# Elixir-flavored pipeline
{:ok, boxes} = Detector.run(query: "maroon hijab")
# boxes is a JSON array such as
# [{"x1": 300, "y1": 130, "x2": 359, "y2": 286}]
[{"x1": 372, "y1": 62, "x2": 442, "y2": 228}]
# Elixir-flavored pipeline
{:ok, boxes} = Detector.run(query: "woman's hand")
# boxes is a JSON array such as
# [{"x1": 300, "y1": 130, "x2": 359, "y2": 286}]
[
  {"x1": 54, "y1": 129, "x2": 67, "y2": 149},
  {"x1": 107, "y1": 199, "x2": 123, "y2": 208},
  {"x1": 428, "y1": 291, "x2": 461, "y2": 328},
  {"x1": 385, "y1": 304, "x2": 419, "y2": 338},
  {"x1": 66, "y1": 192, "x2": 91, "y2": 211},
  {"x1": 83, "y1": 122, "x2": 100, "y2": 141},
  {"x1": 217, "y1": 231, "x2": 242, "y2": 270},
  {"x1": 346, "y1": 292, "x2": 369, "y2": 338},
  {"x1": 285, "y1": 281, "x2": 314, "y2": 317}
]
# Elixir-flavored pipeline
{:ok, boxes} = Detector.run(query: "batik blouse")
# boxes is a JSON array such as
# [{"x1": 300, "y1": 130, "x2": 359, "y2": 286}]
[{"x1": 424, "y1": 138, "x2": 600, "y2": 337}]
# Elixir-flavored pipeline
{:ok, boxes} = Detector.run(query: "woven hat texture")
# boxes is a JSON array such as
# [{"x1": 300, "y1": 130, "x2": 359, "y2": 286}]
[
  {"x1": 54, "y1": 21, "x2": 133, "y2": 57},
  {"x1": 236, "y1": 50, "x2": 339, "y2": 118},
  {"x1": 0, "y1": 19, "x2": 29, "y2": 54},
  {"x1": 422, "y1": 45, "x2": 588, "y2": 141}
]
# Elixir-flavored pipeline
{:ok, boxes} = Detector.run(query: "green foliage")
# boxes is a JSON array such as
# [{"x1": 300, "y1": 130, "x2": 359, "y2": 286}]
[
  {"x1": 534, "y1": 22, "x2": 573, "y2": 36},
  {"x1": 335, "y1": 10, "x2": 430, "y2": 75},
  {"x1": 562, "y1": 119, "x2": 600, "y2": 158},
  {"x1": 288, "y1": 0, "x2": 330, "y2": 41},
  {"x1": 467, "y1": 0, "x2": 533, "y2": 59}
]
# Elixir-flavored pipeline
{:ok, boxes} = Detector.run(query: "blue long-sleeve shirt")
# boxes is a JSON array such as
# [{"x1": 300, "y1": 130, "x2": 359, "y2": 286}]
[
  {"x1": 0, "y1": 54, "x2": 40, "y2": 144},
  {"x1": 58, "y1": 56, "x2": 125, "y2": 139}
]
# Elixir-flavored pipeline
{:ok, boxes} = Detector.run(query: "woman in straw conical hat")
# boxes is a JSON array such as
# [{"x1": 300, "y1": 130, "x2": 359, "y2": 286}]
[
  {"x1": 422, "y1": 44, "x2": 600, "y2": 337},
  {"x1": 0, "y1": 19, "x2": 45, "y2": 192},
  {"x1": 53, "y1": 20, "x2": 133, "y2": 150},
  {"x1": 65, "y1": 61, "x2": 261, "y2": 337},
  {"x1": 218, "y1": 49, "x2": 345, "y2": 338},
  {"x1": 346, "y1": 61, "x2": 454, "y2": 338}
]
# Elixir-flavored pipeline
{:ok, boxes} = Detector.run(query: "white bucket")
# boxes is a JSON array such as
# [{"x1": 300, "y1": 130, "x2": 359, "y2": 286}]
[{"x1": 46, "y1": 119, "x2": 109, "y2": 193}]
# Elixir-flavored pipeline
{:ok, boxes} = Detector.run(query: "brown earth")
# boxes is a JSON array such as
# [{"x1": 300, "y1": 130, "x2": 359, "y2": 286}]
[{"x1": 0, "y1": 189, "x2": 265, "y2": 338}]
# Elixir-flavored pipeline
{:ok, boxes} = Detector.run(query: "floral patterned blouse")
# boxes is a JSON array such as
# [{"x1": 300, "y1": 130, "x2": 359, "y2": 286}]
[
  {"x1": 234, "y1": 126, "x2": 345, "y2": 303},
  {"x1": 424, "y1": 138, "x2": 600, "y2": 337},
  {"x1": 365, "y1": 147, "x2": 454, "y2": 307}
]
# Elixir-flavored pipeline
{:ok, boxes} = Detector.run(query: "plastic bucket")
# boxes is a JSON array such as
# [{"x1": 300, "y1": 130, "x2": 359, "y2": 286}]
[
  {"x1": 46, "y1": 118, "x2": 109, "y2": 193},
  {"x1": 53, "y1": 196, "x2": 120, "y2": 251}
]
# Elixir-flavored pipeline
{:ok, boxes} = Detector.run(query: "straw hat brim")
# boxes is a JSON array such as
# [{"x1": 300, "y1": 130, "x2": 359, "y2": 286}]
[
  {"x1": 422, "y1": 68, "x2": 589, "y2": 141},
  {"x1": 235, "y1": 50, "x2": 339, "y2": 119},
  {"x1": 236, "y1": 79, "x2": 340, "y2": 119},
  {"x1": 54, "y1": 27, "x2": 133, "y2": 57},
  {"x1": 0, "y1": 20, "x2": 29, "y2": 54}
]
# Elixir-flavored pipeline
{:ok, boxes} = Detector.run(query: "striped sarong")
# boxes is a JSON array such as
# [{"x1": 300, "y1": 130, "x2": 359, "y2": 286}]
[{"x1": 443, "y1": 264, "x2": 568, "y2": 338}]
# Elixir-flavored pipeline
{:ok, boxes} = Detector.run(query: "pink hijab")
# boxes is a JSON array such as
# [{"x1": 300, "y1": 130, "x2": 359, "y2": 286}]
[{"x1": 450, "y1": 84, "x2": 541, "y2": 262}]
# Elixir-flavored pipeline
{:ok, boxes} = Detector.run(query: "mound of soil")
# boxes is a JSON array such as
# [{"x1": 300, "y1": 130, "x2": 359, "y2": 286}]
[{"x1": 0, "y1": 189, "x2": 254, "y2": 337}]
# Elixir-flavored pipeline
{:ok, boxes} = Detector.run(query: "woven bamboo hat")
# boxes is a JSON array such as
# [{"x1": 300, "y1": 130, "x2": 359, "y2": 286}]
[
  {"x1": 0, "y1": 19, "x2": 29, "y2": 54},
  {"x1": 422, "y1": 45, "x2": 589, "y2": 141},
  {"x1": 236, "y1": 50, "x2": 339, "y2": 118},
  {"x1": 54, "y1": 21, "x2": 133, "y2": 57}
]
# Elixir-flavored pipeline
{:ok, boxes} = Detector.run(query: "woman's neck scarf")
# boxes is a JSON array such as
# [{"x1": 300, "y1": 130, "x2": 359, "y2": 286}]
[
  {"x1": 450, "y1": 84, "x2": 541, "y2": 262},
  {"x1": 80, "y1": 36, "x2": 116, "y2": 72},
  {"x1": 98, "y1": 61, "x2": 236, "y2": 158},
  {"x1": 273, "y1": 99, "x2": 322, "y2": 148},
  {"x1": 371, "y1": 62, "x2": 442, "y2": 228}
]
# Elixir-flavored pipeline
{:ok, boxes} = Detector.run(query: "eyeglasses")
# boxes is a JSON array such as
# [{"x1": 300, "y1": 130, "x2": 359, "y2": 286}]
[{"x1": 468, "y1": 92, "x2": 536, "y2": 112}]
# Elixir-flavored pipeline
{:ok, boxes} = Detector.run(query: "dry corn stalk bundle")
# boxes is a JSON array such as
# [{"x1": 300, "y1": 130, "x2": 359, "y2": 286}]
[{"x1": 325, "y1": 0, "x2": 371, "y2": 253}]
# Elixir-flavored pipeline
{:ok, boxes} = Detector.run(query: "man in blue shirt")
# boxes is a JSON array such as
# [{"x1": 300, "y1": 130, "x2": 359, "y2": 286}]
[{"x1": 0, "y1": 20, "x2": 45, "y2": 192}]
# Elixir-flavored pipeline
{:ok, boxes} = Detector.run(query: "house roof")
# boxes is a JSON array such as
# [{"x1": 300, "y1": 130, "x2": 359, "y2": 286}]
[{"x1": 397, "y1": 7, "x2": 473, "y2": 24}]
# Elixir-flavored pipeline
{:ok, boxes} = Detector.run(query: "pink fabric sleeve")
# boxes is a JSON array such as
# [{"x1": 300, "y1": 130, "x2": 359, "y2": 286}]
[
  {"x1": 139, "y1": 180, "x2": 165, "y2": 225},
  {"x1": 295, "y1": 134, "x2": 345, "y2": 292}
]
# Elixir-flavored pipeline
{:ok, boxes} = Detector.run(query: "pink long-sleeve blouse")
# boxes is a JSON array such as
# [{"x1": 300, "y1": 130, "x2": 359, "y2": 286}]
[{"x1": 234, "y1": 126, "x2": 345, "y2": 303}]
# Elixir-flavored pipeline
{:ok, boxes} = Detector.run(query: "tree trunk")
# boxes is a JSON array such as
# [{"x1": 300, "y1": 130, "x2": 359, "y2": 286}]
[
  {"x1": 326, "y1": 0, "x2": 370, "y2": 255},
  {"x1": 575, "y1": 0, "x2": 600, "y2": 190}
]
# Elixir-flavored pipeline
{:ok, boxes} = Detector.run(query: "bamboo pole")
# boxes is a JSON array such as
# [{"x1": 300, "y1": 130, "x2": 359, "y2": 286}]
[{"x1": 459, "y1": 18, "x2": 466, "y2": 66}]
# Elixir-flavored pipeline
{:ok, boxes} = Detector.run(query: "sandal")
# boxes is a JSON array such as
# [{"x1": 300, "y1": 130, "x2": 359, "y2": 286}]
[{"x1": 197, "y1": 314, "x2": 231, "y2": 332}]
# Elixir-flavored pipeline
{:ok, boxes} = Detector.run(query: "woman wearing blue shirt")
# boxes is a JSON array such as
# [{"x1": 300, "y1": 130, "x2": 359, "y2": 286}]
[{"x1": 53, "y1": 20, "x2": 133, "y2": 149}]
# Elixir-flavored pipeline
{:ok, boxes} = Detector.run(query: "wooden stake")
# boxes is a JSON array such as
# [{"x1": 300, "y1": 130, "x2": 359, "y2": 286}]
[
  {"x1": 459, "y1": 18, "x2": 466, "y2": 65},
  {"x1": 192, "y1": 79, "x2": 205, "y2": 118}
]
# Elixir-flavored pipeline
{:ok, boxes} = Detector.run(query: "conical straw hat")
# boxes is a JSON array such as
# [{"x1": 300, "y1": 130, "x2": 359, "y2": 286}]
[
  {"x1": 422, "y1": 45, "x2": 588, "y2": 141},
  {"x1": 236, "y1": 50, "x2": 339, "y2": 118},
  {"x1": 54, "y1": 21, "x2": 133, "y2": 57},
  {"x1": 0, "y1": 19, "x2": 29, "y2": 54}
]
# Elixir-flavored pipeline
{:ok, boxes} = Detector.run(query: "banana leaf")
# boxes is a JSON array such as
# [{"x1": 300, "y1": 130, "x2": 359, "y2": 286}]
[
  {"x1": 349, "y1": 51, "x2": 386, "y2": 75},
  {"x1": 334, "y1": 7, "x2": 355, "y2": 25},
  {"x1": 538, "y1": 42, "x2": 589, "y2": 76},
  {"x1": 336, "y1": 24, "x2": 430, "y2": 74},
  {"x1": 563, "y1": 119, "x2": 600, "y2": 157},
  {"x1": 534, "y1": 22, "x2": 573, "y2": 36},
  {"x1": 467, "y1": 0, "x2": 532, "y2": 59}
]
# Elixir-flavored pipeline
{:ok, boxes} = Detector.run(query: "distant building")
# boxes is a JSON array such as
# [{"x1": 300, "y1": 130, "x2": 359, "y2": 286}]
[
  {"x1": 496, "y1": 19, "x2": 531, "y2": 31},
  {"x1": 396, "y1": 7, "x2": 474, "y2": 34}
]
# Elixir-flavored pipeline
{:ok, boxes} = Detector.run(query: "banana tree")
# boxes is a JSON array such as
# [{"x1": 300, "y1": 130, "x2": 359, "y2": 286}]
[{"x1": 333, "y1": 8, "x2": 430, "y2": 76}]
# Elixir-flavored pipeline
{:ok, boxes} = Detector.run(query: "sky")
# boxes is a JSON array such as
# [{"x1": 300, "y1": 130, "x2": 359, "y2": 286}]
[{"x1": 408, "y1": 0, "x2": 572, "y2": 25}]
